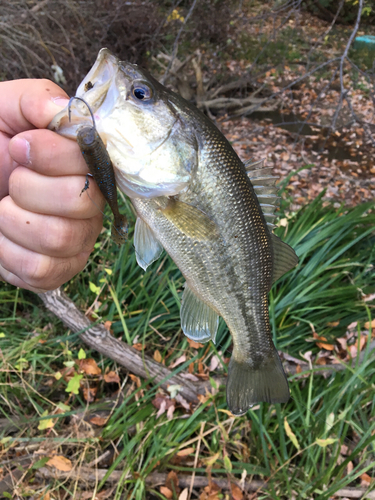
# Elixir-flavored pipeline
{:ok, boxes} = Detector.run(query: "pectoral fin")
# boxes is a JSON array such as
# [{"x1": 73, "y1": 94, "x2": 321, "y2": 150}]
[
  {"x1": 271, "y1": 233, "x2": 299, "y2": 283},
  {"x1": 180, "y1": 283, "x2": 219, "y2": 344},
  {"x1": 134, "y1": 217, "x2": 163, "y2": 271},
  {"x1": 161, "y1": 200, "x2": 218, "y2": 241}
]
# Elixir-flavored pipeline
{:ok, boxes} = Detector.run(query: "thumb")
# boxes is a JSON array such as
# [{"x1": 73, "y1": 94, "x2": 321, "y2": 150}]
[{"x1": 0, "y1": 79, "x2": 70, "y2": 134}]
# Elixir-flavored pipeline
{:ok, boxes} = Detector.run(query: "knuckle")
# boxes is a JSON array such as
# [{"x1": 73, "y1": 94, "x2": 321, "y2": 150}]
[{"x1": 41, "y1": 217, "x2": 75, "y2": 255}]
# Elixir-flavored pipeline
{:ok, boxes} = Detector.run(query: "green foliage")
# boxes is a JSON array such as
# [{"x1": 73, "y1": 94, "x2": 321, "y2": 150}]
[{"x1": 0, "y1": 192, "x2": 374, "y2": 498}]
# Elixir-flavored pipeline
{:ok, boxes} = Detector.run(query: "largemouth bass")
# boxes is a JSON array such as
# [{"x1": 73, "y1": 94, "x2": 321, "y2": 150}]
[{"x1": 49, "y1": 49, "x2": 298, "y2": 415}]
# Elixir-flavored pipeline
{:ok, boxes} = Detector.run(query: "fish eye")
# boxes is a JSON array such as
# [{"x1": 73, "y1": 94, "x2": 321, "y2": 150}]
[{"x1": 132, "y1": 84, "x2": 152, "y2": 101}]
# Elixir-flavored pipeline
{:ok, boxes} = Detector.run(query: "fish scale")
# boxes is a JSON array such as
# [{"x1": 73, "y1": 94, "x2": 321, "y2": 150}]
[{"x1": 49, "y1": 48, "x2": 298, "y2": 415}]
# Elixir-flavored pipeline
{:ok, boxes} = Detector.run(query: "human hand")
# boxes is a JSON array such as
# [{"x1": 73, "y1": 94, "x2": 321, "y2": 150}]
[{"x1": 0, "y1": 79, "x2": 104, "y2": 292}]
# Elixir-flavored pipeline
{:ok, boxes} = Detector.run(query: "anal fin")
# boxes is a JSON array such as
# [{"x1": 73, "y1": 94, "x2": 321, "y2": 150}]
[
  {"x1": 271, "y1": 233, "x2": 299, "y2": 283},
  {"x1": 180, "y1": 283, "x2": 219, "y2": 344}
]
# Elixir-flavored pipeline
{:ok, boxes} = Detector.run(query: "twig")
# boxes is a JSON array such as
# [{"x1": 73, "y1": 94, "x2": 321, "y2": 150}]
[
  {"x1": 331, "y1": 0, "x2": 364, "y2": 132},
  {"x1": 161, "y1": 0, "x2": 198, "y2": 85},
  {"x1": 37, "y1": 289, "x2": 375, "y2": 401},
  {"x1": 34, "y1": 467, "x2": 375, "y2": 498},
  {"x1": 37, "y1": 288, "x2": 204, "y2": 403}
]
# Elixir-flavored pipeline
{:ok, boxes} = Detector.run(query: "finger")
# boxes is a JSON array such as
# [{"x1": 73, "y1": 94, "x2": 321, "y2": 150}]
[
  {"x1": 0, "y1": 131, "x2": 16, "y2": 200},
  {"x1": 0, "y1": 79, "x2": 69, "y2": 134},
  {"x1": 9, "y1": 166, "x2": 105, "y2": 219},
  {"x1": 0, "y1": 264, "x2": 49, "y2": 293},
  {"x1": 0, "y1": 196, "x2": 103, "y2": 258},
  {"x1": 9, "y1": 129, "x2": 88, "y2": 176},
  {"x1": 0, "y1": 231, "x2": 91, "y2": 291}
]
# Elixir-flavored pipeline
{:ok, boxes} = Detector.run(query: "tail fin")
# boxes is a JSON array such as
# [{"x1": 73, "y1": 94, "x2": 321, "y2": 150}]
[{"x1": 226, "y1": 348, "x2": 289, "y2": 416}]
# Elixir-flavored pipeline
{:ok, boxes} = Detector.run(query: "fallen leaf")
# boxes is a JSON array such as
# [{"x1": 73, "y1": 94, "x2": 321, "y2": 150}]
[
  {"x1": 347, "y1": 461, "x2": 354, "y2": 475},
  {"x1": 175, "y1": 394, "x2": 190, "y2": 411},
  {"x1": 209, "y1": 355, "x2": 219, "y2": 372},
  {"x1": 202, "y1": 452, "x2": 220, "y2": 467},
  {"x1": 66, "y1": 373, "x2": 83, "y2": 394},
  {"x1": 82, "y1": 386, "x2": 97, "y2": 402},
  {"x1": 132, "y1": 343, "x2": 143, "y2": 351},
  {"x1": 160, "y1": 486, "x2": 173, "y2": 499},
  {"x1": 90, "y1": 416, "x2": 108, "y2": 426},
  {"x1": 79, "y1": 358, "x2": 102, "y2": 376},
  {"x1": 284, "y1": 417, "x2": 300, "y2": 450},
  {"x1": 154, "y1": 350, "x2": 162, "y2": 363},
  {"x1": 169, "y1": 354, "x2": 187, "y2": 368},
  {"x1": 187, "y1": 338, "x2": 204, "y2": 348},
  {"x1": 327, "y1": 321, "x2": 339, "y2": 327},
  {"x1": 360, "y1": 472, "x2": 372, "y2": 485},
  {"x1": 103, "y1": 320, "x2": 112, "y2": 331},
  {"x1": 179, "y1": 488, "x2": 188, "y2": 500},
  {"x1": 129, "y1": 374, "x2": 141, "y2": 387},
  {"x1": 231, "y1": 483, "x2": 243, "y2": 500},
  {"x1": 47, "y1": 455, "x2": 72, "y2": 472},
  {"x1": 167, "y1": 404, "x2": 175, "y2": 420},
  {"x1": 104, "y1": 371, "x2": 120, "y2": 384},
  {"x1": 316, "y1": 341, "x2": 335, "y2": 351},
  {"x1": 364, "y1": 318, "x2": 375, "y2": 329},
  {"x1": 177, "y1": 447, "x2": 195, "y2": 457},
  {"x1": 38, "y1": 410, "x2": 54, "y2": 431},
  {"x1": 316, "y1": 438, "x2": 337, "y2": 447},
  {"x1": 166, "y1": 470, "x2": 180, "y2": 494}
]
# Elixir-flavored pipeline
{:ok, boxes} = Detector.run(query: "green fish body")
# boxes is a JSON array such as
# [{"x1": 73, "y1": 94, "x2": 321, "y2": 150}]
[{"x1": 49, "y1": 49, "x2": 298, "y2": 415}]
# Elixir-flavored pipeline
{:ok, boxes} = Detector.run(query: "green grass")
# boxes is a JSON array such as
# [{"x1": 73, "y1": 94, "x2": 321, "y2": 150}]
[{"x1": 0, "y1": 192, "x2": 374, "y2": 499}]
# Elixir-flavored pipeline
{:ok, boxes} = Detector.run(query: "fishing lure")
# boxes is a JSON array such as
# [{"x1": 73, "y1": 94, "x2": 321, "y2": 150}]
[{"x1": 68, "y1": 96, "x2": 128, "y2": 246}]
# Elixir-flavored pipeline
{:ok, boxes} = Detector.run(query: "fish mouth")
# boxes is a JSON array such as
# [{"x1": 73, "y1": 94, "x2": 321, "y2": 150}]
[{"x1": 48, "y1": 48, "x2": 119, "y2": 138}]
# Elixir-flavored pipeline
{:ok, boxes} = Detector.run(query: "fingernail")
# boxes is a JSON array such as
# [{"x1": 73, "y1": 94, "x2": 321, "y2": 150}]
[
  {"x1": 9, "y1": 137, "x2": 31, "y2": 166},
  {"x1": 52, "y1": 97, "x2": 70, "y2": 108}
]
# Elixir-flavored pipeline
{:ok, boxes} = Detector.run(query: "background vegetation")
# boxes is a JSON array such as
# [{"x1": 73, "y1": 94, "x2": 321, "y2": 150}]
[{"x1": 1, "y1": 1, "x2": 375, "y2": 499}]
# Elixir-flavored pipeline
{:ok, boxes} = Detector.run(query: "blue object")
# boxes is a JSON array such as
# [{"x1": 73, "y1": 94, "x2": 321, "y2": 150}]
[{"x1": 354, "y1": 36, "x2": 375, "y2": 50}]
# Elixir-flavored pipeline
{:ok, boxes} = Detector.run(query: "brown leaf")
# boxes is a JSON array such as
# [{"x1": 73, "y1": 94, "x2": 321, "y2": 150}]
[
  {"x1": 315, "y1": 357, "x2": 327, "y2": 366},
  {"x1": 166, "y1": 470, "x2": 180, "y2": 494},
  {"x1": 167, "y1": 404, "x2": 175, "y2": 420},
  {"x1": 169, "y1": 354, "x2": 187, "y2": 368},
  {"x1": 129, "y1": 373, "x2": 141, "y2": 387},
  {"x1": 177, "y1": 447, "x2": 195, "y2": 457},
  {"x1": 364, "y1": 318, "x2": 375, "y2": 329},
  {"x1": 316, "y1": 341, "x2": 335, "y2": 351},
  {"x1": 79, "y1": 358, "x2": 102, "y2": 376},
  {"x1": 360, "y1": 472, "x2": 372, "y2": 485},
  {"x1": 132, "y1": 343, "x2": 143, "y2": 351},
  {"x1": 47, "y1": 455, "x2": 72, "y2": 472},
  {"x1": 90, "y1": 416, "x2": 108, "y2": 426},
  {"x1": 103, "y1": 320, "x2": 113, "y2": 331},
  {"x1": 231, "y1": 483, "x2": 244, "y2": 500},
  {"x1": 104, "y1": 371, "x2": 120, "y2": 384},
  {"x1": 296, "y1": 364, "x2": 302, "y2": 374},
  {"x1": 160, "y1": 486, "x2": 173, "y2": 499},
  {"x1": 327, "y1": 321, "x2": 339, "y2": 327},
  {"x1": 347, "y1": 461, "x2": 353, "y2": 475},
  {"x1": 152, "y1": 394, "x2": 174, "y2": 410},
  {"x1": 154, "y1": 350, "x2": 162, "y2": 363},
  {"x1": 82, "y1": 386, "x2": 97, "y2": 402},
  {"x1": 187, "y1": 338, "x2": 204, "y2": 349}
]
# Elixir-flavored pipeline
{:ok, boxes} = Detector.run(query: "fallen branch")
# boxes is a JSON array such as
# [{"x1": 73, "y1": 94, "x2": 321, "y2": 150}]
[
  {"x1": 34, "y1": 467, "x2": 375, "y2": 499},
  {"x1": 37, "y1": 288, "x2": 204, "y2": 403},
  {"x1": 37, "y1": 289, "x2": 375, "y2": 403}
]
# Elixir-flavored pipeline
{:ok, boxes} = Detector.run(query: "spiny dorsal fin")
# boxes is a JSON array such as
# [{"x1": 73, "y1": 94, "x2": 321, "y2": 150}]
[{"x1": 244, "y1": 158, "x2": 280, "y2": 231}]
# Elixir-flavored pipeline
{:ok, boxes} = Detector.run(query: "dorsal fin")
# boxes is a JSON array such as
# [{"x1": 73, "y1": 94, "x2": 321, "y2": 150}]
[{"x1": 244, "y1": 158, "x2": 280, "y2": 230}]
